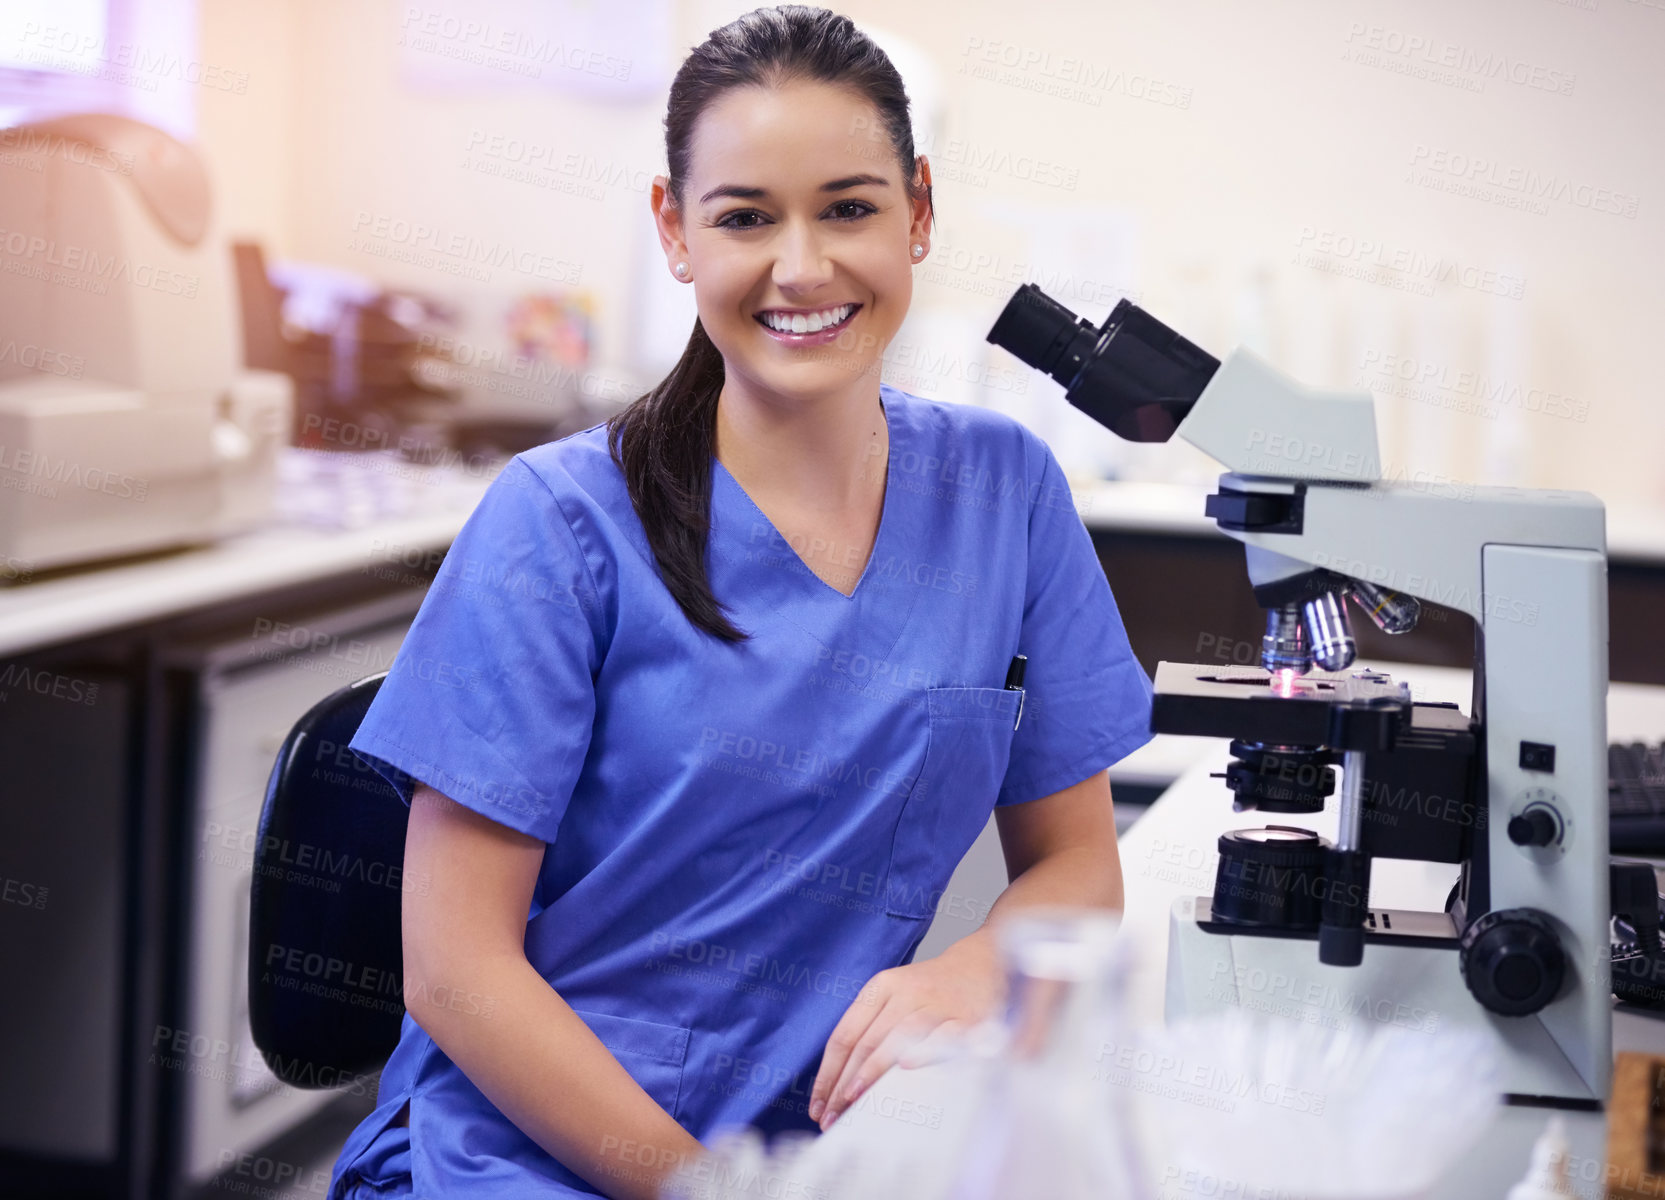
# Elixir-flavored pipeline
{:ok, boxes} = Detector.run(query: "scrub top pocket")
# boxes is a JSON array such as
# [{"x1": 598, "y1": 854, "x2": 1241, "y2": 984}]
[
  {"x1": 884, "y1": 686, "x2": 1020, "y2": 921},
  {"x1": 570, "y1": 1008, "x2": 692, "y2": 1122}
]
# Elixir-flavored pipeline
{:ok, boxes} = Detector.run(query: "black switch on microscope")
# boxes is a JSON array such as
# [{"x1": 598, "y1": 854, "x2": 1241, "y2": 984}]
[{"x1": 1520, "y1": 741, "x2": 1556, "y2": 773}]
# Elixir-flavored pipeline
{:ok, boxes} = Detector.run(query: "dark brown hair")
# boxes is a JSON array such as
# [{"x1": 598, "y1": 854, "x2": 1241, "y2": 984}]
[{"x1": 605, "y1": 4, "x2": 933, "y2": 642}]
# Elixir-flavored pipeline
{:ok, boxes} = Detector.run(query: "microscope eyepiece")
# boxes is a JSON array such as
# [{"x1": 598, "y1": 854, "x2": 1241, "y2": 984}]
[
  {"x1": 986, "y1": 284, "x2": 1221, "y2": 443},
  {"x1": 985, "y1": 284, "x2": 1090, "y2": 380}
]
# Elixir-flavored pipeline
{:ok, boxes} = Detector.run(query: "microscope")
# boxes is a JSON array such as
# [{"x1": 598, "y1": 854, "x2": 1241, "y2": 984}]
[{"x1": 987, "y1": 284, "x2": 1610, "y2": 1108}]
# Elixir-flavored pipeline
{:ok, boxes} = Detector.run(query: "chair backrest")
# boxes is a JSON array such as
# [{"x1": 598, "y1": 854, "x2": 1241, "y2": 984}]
[{"x1": 247, "y1": 672, "x2": 411, "y2": 1089}]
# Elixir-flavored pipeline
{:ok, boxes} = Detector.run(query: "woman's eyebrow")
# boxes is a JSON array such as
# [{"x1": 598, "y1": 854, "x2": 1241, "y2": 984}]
[{"x1": 699, "y1": 174, "x2": 890, "y2": 205}]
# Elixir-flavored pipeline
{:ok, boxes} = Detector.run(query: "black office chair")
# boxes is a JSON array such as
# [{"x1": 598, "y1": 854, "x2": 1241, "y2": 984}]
[{"x1": 248, "y1": 672, "x2": 411, "y2": 1087}]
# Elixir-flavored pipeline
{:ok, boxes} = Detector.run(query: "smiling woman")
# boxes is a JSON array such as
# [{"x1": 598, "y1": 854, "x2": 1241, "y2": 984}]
[
  {"x1": 614, "y1": 16, "x2": 937, "y2": 623},
  {"x1": 326, "y1": 7, "x2": 1154, "y2": 1200}
]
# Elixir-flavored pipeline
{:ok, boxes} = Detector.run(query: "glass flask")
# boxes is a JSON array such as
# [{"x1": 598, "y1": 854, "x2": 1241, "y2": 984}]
[{"x1": 944, "y1": 907, "x2": 1150, "y2": 1200}]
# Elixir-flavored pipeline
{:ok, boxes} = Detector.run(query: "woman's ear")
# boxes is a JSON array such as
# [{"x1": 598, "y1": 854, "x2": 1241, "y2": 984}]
[
  {"x1": 651, "y1": 174, "x2": 687, "y2": 262},
  {"x1": 909, "y1": 155, "x2": 933, "y2": 246}
]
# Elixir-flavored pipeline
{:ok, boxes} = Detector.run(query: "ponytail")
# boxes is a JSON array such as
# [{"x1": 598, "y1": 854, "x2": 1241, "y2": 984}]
[{"x1": 605, "y1": 317, "x2": 745, "y2": 641}]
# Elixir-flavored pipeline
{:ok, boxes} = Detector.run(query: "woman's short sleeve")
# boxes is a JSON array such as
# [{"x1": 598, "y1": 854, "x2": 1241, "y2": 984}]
[
  {"x1": 348, "y1": 454, "x2": 608, "y2": 843},
  {"x1": 996, "y1": 438, "x2": 1154, "y2": 807}
]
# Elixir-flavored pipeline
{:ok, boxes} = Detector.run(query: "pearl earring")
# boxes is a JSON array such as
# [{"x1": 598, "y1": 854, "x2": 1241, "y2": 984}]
[
  {"x1": 675, "y1": 262, "x2": 690, "y2": 278},
  {"x1": 910, "y1": 244, "x2": 924, "y2": 258}
]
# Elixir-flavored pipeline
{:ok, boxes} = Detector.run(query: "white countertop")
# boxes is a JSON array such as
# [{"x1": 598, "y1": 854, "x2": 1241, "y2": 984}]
[{"x1": 0, "y1": 458, "x2": 493, "y2": 658}]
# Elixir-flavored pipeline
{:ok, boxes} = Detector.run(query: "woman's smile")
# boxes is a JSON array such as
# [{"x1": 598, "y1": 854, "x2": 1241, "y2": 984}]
[{"x1": 753, "y1": 302, "x2": 863, "y2": 346}]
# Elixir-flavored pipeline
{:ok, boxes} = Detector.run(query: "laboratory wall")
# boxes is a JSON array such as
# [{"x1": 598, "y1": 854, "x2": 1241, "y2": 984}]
[{"x1": 196, "y1": 0, "x2": 1665, "y2": 507}]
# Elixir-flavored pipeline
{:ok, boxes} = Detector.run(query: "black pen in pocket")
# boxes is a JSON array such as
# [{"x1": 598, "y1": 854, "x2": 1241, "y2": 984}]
[{"x1": 1004, "y1": 654, "x2": 1027, "y2": 731}]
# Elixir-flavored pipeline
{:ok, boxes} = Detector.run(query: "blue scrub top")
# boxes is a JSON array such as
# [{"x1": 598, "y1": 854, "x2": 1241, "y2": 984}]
[{"x1": 327, "y1": 383, "x2": 1154, "y2": 1198}]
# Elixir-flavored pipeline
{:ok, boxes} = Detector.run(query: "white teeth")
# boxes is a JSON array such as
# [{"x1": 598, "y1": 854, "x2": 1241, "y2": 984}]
[{"x1": 761, "y1": 304, "x2": 853, "y2": 333}]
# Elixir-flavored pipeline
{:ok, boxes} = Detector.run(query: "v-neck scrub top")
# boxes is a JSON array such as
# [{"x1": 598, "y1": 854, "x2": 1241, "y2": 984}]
[{"x1": 327, "y1": 383, "x2": 1154, "y2": 1198}]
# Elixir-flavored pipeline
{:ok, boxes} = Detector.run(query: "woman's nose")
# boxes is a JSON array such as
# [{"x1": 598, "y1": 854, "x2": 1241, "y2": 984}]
[{"x1": 772, "y1": 222, "x2": 834, "y2": 289}]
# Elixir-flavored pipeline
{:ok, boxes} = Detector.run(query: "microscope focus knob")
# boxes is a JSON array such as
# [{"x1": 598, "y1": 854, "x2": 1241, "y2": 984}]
[
  {"x1": 1507, "y1": 809, "x2": 1560, "y2": 848},
  {"x1": 1459, "y1": 909, "x2": 1566, "y2": 1017}
]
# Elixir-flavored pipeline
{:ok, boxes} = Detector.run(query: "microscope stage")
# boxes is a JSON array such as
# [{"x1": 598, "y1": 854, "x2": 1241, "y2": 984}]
[{"x1": 1150, "y1": 661, "x2": 1412, "y2": 743}]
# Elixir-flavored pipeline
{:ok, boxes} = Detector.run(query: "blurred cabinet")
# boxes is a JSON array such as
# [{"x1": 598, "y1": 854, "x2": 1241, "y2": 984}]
[{"x1": 0, "y1": 567, "x2": 436, "y2": 1200}]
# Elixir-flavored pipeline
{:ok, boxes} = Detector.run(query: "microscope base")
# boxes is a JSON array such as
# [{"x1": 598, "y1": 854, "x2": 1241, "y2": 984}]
[{"x1": 1164, "y1": 897, "x2": 1603, "y2": 1107}]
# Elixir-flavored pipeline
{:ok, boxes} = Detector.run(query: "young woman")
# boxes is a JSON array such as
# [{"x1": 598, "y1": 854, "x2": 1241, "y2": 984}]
[{"x1": 327, "y1": 6, "x2": 1153, "y2": 1198}]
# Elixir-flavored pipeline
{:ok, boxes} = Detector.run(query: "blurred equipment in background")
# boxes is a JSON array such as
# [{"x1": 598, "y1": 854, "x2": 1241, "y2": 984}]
[
  {"x1": 1605, "y1": 1053, "x2": 1665, "y2": 1199},
  {"x1": 232, "y1": 242, "x2": 453, "y2": 451},
  {"x1": 232, "y1": 243, "x2": 624, "y2": 464},
  {"x1": 1610, "y1": 741, "x2": 1665, "y2": 854},
  {"x1": 0, "y1": 114, "x2": 292, "y2": 574},
  {"x1": 1609, "y1": 859, "x2": 1665, "y2": 1019}
]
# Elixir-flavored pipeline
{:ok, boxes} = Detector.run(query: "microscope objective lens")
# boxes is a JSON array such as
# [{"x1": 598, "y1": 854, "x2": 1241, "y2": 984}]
[
  {"x1": 1303, "y1": 591, "x2": 1357, "y2": 673},
  {"x1": 1261, "y1": 603, "x2": 1312, "y2": 676}
]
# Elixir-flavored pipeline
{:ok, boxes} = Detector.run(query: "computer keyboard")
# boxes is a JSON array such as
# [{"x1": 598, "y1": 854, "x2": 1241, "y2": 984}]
[{"x1": 1611, "y1": 742, "x2": 1665, "y2": 854}]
